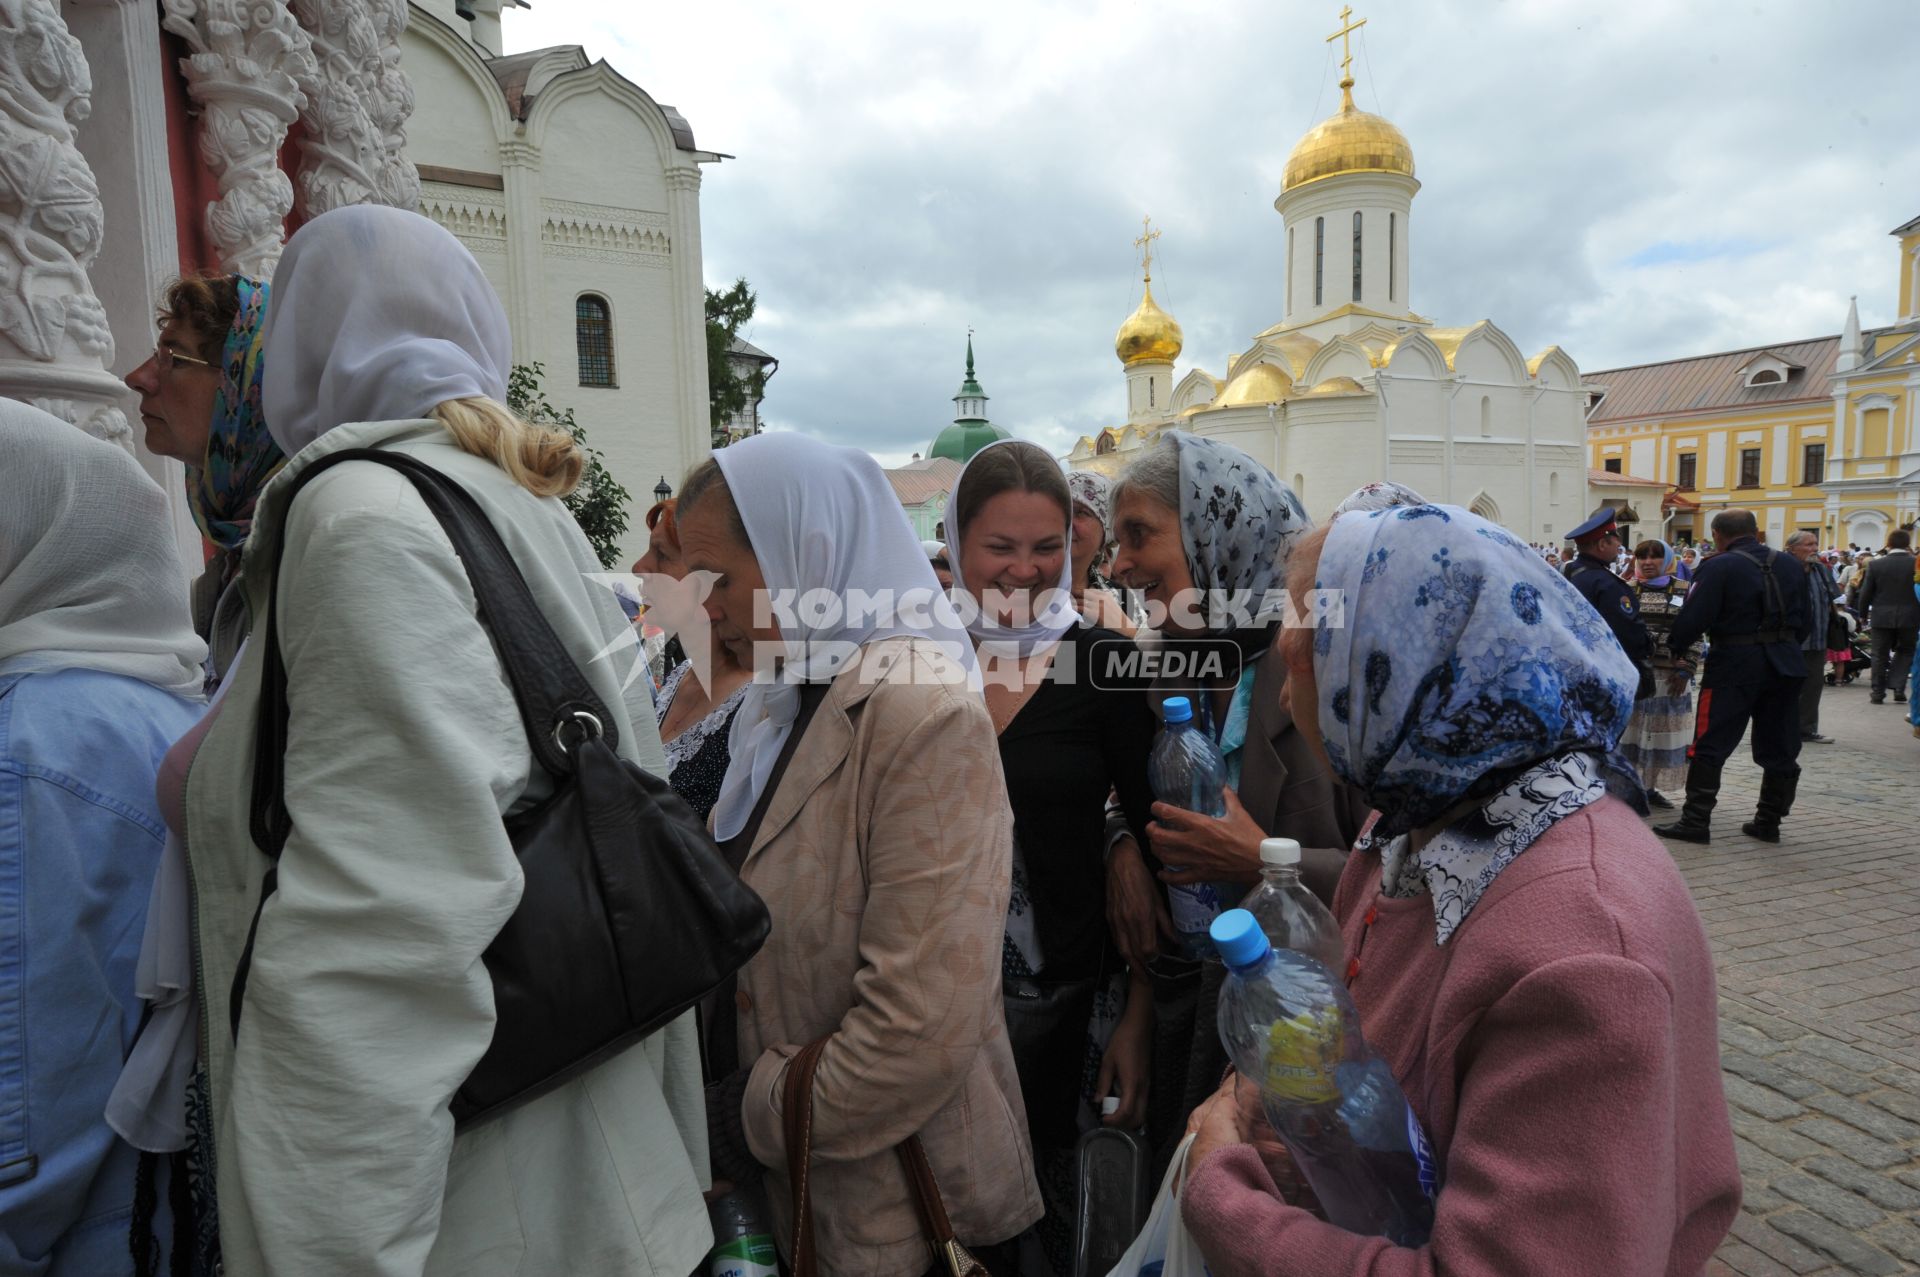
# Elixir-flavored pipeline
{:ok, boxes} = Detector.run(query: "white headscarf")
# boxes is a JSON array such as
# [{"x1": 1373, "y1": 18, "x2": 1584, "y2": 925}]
[
  {"x1": 945, "y1": 439, "x2": 1079, "y2": 657},
  {"x1": 708, "y1": 433, "x2": 978, "y2": 842},
  {"x1": 0, "y1": 400, "x2": 206, "y2": 696},
  {"x1": 260, "y1": 205, "x2": 511, "y2": 456}
]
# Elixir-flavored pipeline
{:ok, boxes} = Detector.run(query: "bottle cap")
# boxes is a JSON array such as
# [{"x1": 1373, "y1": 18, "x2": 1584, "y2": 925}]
[
  {"x1": 1260, "y1": 837, "x2": 1302, "y2": 867},
  {"x1": 1162, "y1": 696, "x2": 1194, "y2": 725},
  {"x1": 1210, "y1": 908, "x2": 1270, "y2": 969},
  {"x1": 1101, "y1": 1095, "x2": 1121, "y2": 1116}
]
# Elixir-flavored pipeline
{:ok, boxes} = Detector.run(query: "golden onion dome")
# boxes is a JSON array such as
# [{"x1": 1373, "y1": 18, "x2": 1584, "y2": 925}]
[
  {"x1": 1114, "y1": 281, "x2": 1184, "y2": 366},
  {"x1": 1304, "y1": 375, "x2": 1366, "y2": 396},
  {"x1": 1281, "y1": 84, "x2": 1415, "y2": 194},
  {"x1": 1215, "y1": 361, "x2": 1292, "y2": 407}
]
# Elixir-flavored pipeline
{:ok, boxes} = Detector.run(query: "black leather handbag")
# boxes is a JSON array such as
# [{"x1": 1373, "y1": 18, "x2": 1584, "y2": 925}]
[{"x1": 230, "y1": 448, "x2": 771, "y2": 1129}]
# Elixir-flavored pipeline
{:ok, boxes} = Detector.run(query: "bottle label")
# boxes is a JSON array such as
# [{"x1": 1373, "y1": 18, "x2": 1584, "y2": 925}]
[
  {"x1": 1263, "y1": 1006, "x2": 1343, "y2": 1105},
  {"x1": 710, "y1": 1233, "x2": 779, "y2": 1277},
  {"x1": 1406, "y1": 1107, "x2": 1440, "y2": 1200},
  {"x1": 1169, "y1": 881, "x2": 1223, "y2": 935}
]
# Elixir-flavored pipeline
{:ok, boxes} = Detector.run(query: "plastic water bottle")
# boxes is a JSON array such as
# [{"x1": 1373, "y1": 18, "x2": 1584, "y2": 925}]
[
  {"x1": 1210, "y1": 908, "x2": 1437, "y2": 1246},
  {"x1": 707, "y1": 1188, "x2": 778, "y2": 1277},
  {"x1": 1147, "y1": 696, "x2": 1230, "y2": 959},
  {"x1": 1238, "y1": 837, "x2": 1344, "y2": 972}
]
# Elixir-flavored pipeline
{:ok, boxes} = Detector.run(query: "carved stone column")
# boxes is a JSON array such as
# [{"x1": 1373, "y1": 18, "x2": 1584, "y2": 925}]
[
  {"x1": 160, "y1": 0, "x2": 314, "y2": 278},
  {"x1": 287, "y1": 0, "x2": 420, "y2": 218},
  {"x1": 0, "y1": 0, "x2": 132, "y2": 443},
  {"x1": 499, "y1": 139, "x2": 544, "y2": 362}
]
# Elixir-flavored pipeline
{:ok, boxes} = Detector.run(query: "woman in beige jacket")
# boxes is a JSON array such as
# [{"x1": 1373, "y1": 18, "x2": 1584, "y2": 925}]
[{"x1": 676, "y1": 433, "x2": 1042, "y2": 1277}]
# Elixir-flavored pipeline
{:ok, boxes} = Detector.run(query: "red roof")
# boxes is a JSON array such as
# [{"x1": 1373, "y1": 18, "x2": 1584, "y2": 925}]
[{"x1": 1583, "y1": 335, "x2": 1839, "y2": 423}]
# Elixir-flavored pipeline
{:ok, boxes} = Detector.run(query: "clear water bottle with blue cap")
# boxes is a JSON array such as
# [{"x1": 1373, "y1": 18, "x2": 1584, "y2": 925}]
[
  {"x1": 1147, "y1": 695, "x2": 1230, "y2": 959},
  {"x1": 1238, "y1": 837, "x2": 1344, "y2": 971},
  {"x1": 1210, "y1": 908, "x2": 1437, "y2": 1246}
]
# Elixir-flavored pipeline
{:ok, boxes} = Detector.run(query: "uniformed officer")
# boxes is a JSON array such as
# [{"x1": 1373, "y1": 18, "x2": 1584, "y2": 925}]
[
  {"x1": 1654, "y1": 508, "x2": 1811, "y2": 845},
  {"x1": 1563, "y1": 506, "x2": 1652, "y2": 669}
]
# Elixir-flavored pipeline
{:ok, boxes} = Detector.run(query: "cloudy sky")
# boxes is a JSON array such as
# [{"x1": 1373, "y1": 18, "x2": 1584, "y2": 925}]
[{"x1": 503, "y1": 0, "x2": 1920, "y2": 466}]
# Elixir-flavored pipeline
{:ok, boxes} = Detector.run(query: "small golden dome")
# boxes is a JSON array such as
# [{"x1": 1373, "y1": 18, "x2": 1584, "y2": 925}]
[
  {"x1": 1282, "y1": 85, "x2": 1415, "y2": 194},
  {"x1": 1215, "y1": 362, "x2": 1292, "y2": 407},
  {"x1": 1114, "y1": 281, "x2": 1184, "y2": 366},
  {"x1": 1304, "y1": 375, "x2": 1366, "y2": 396}
]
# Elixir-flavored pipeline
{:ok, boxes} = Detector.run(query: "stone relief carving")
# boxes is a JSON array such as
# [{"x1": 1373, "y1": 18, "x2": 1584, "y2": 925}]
[
  {"x1": 0, "y1": 0, "x2": 129, "y2": 441},
  {"x1": 160, "y1": 0, "x2": 314, "y2": 278},
  {"x1": 287, "y1": 0, "x2": 420, "y2": 218}
]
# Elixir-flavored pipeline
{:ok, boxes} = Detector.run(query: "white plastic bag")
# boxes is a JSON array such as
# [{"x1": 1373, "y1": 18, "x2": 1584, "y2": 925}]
[{"x1": 1104, "y1": 1132, "x2": 1211, "y2": 1277}]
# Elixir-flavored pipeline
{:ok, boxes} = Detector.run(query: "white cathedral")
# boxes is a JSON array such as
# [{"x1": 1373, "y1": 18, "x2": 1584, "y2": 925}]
[{"x1": 1068, "y1": 18, "x2": 1590, "y2": 541}]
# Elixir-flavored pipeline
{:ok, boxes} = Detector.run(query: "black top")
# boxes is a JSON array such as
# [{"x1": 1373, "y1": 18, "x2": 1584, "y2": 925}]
[
  {"x1": 998, "y1": 623, "x2": 1157, "y2": 982},
  {"x1": 1566, "y1": 553, "x2": 1652, "y2": 664},
  {"x1": 1666, "y1": 537, "x2": 1811, "y2": 687},
  {"x1": 655, "y1": 662, "x2": 746, "y2": 823}
]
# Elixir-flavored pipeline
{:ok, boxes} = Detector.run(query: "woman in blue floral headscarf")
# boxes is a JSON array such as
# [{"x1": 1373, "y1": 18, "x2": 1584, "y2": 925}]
[
  {"x1": 125, "y1": 275, "x2": 282, "y2": 687},
  {"x1": 1180, "y1": 503, "x2": 1739, "y2": 1277}
]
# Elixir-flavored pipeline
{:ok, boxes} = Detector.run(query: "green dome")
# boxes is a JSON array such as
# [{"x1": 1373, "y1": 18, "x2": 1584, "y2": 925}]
[{"x1": 928, "y1": 419, "x2": 1012, "y2": 462}]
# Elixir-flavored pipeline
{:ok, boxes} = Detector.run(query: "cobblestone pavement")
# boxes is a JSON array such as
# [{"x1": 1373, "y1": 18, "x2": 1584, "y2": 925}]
[{"x1": 1655, "y1": 677, "x2": 1920, "y2": 1276}]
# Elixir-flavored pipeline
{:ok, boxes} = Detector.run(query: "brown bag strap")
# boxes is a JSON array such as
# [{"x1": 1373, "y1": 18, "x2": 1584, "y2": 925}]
[{"x1": 782, "y1": 1036, "x2": 984, "y2": 1277}]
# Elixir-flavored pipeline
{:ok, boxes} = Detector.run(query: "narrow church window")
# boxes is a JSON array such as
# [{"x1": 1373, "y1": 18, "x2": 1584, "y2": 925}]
[
  {"x1": 576, "y1": 294, "x2": 615, "y2": 387},
  {"x1": 1388, "y1": 213, "x2": 1396, "y2": 301},
  {"x1": 1149, "y1": 377, "x2": 1155, "y2": 408},
  {"x1": 1352, "y1": 212, "x2": 1363, "y2": 302},
  {"x1": 1479, "y1": 396, "x2": 1491, "y2": 436},
  {"x1": 1549, "y1": 472, "x2": 1560, "y2": 505},
  {"x1": 1314, "y1": 217, "x2": 1324, "y2": 306},
  {"x1": 1287, "y1": 227, "x2": 1294, "y2": 315}
]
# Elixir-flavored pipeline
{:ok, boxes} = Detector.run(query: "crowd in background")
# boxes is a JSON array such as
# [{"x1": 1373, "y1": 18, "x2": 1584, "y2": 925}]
[{"x1": 19, "y1": 201, "x2": 1920, "y2": 1276}]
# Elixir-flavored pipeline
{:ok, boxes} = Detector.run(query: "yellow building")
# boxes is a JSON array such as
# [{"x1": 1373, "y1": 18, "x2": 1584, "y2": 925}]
[{"x1": 1585, "y1": 215, "x2": 1920, "y2": 547}]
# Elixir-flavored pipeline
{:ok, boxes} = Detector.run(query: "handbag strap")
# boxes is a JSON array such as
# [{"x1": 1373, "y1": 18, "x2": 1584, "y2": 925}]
[
  {"x1": 781, "y1": 1035, "x2": 972, "y2": 1277},
  {"x1": 230, "y1": 448, "x2": 619, "y2": 1042},
  {"x1": 248, "y1": 448, "x2": 618, "y2": 859}
]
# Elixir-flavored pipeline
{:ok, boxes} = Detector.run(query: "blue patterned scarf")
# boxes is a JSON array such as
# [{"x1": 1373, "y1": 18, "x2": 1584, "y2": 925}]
[
  {"x1": 1311, "y1": 503, "x2": 1643, "y2": 841},
  {"x1": 187, "y1": 278, "x2": 283, "y2": 551}
]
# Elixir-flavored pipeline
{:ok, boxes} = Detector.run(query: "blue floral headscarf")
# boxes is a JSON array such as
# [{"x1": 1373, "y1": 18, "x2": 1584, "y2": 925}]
[
  {"x1": 187, "y1": 277, "x2": 283, "y2": 551},
  {"x1": 1167, "y1": 431, "x2": 1312, "y2": 633},
  {"x1": 1311, "y1": 503, "x2": 1642, "y2": 839}
]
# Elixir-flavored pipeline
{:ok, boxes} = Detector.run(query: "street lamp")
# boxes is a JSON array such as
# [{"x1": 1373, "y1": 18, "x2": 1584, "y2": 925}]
[{"x1": 653, "y1": 476, "x2": 672, "y2": 504}]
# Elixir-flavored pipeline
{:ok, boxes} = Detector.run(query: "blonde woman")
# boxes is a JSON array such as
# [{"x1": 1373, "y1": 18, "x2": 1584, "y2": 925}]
[{"x1": 175, "y1": 207, "x2": 710, "y2": 1276}]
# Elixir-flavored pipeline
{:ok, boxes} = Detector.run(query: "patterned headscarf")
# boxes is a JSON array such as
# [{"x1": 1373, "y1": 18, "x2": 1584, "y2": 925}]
[
  {"x1": 1168, "y1": 431, "x2": 1312, "y2": 633},
  {"x1": 1311, "y1": 503, "x2": 1641, "y2": 840},
  {"x1": 1331, "y1": 480, "x2": 1428, "y2": 518},
  {"x1": 187, "y1": 277, "x2": 284, "y2": 550},
  {"x1": 1067, "y1": 470, "x2": 1114, "y2": 555}
]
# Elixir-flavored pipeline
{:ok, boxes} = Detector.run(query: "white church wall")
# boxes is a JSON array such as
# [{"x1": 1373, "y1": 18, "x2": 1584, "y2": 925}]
[
  {"x1": 402, "y1": 26, "x2": 507, "y2": 175},
  {"x1": 534, "y1": 91, "x2": 672, "y2": 212}
]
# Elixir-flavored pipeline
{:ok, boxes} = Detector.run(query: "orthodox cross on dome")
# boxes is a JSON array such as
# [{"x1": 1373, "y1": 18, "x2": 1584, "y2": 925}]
[
  {"x1": 1134, "y1": 216, "x2": 1162, "y2": 283},
  {"x1": 1326, "y1": 5, "x2": 1367, "y2": 105}
]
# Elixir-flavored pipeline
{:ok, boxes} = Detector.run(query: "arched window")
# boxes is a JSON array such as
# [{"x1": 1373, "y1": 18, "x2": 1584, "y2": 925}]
[
  {"x1": 1549, "y1": 471, "x2": 1560, "y2": 505},
  {"x1": 1479, "y1": 395, "x2": 1491, "y2": 436},
  {"x1": 1352, "y1": 211, "x2": 1363, "y2": 302},
  {"x1": 1286, "y1": 226, "x2": 1294, "y2": 315},
  {"x1": 1388, "y1": 212, "x2": 1396, "y2": 301},
  {"x1": 1293, "y1": 473, "x2": 1306, "y2": 507},
  {"x1": 1096, "y1": 432, "x2": 1116, "y2": 456},
  {"x1": 576, "y1": 294, "x2": 615, "y2": 387}
]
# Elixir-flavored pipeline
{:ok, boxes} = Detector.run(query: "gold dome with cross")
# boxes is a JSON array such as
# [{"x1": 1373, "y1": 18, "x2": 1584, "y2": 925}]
[
  {"x1": 1282, "y1": 7, "x2": 1415, "y2": 194},
  {"x1": 1114, "y1": 216, "x2": 1185, "y2": 366}
]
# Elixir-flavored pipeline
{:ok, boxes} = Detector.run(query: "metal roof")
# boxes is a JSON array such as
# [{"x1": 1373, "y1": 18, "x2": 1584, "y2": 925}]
[
  {"x1": 1583, "y1": 334, "x2": 1839, "y2": 424},
  {"x1": 883, "y1": 457, "x2": 962, "y2": 506}
]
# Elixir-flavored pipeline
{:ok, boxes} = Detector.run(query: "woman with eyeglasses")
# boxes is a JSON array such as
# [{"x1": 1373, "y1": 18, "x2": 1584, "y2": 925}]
[
  {"x1": 1619, "y1": 539, "x2": 1698, "y2": 809},
  {"x1": 123, "y1": 276, "x2": 285, "y2": 688}
]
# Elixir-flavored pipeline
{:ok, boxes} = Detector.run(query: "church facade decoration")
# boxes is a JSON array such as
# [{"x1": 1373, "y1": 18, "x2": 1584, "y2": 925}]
[{"x1": 1068, "y1": 10, "x2": 1590, "y2": 543}]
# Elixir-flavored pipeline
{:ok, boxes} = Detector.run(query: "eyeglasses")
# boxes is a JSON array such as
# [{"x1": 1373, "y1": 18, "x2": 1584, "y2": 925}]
[{"x1": 151, "y1": 344, "x2": 216, "y2": 374}]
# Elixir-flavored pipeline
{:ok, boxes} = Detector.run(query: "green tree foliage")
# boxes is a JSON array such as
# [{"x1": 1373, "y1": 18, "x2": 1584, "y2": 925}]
[
  {"x1": 506, "y1": 361, "x2": 631, "y2": 569},
  {"x1": 706, "y1": 277, "x2": 766, "y2": 448}
]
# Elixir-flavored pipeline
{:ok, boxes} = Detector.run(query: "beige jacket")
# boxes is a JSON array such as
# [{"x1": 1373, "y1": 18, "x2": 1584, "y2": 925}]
[
  {"x1": 733, "y1": 638, "x2": 1042, "y2": 1276},
  {"x1": 184, "y1": 420, "x2": 711, "y2": 1276}
]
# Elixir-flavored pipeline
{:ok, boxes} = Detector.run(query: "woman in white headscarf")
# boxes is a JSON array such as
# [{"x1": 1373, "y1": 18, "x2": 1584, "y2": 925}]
[
  {"x1": 674, "y1": 433, "x2": 1041, "y2": 1277},
  {"x1": 945, "y1": 441, "x2": 1157, "y2": 1275},
  {"x1": 0, "y1": 401, "x2": 204, "y2": 1274},
  {"x1": 1066, "y1": 469, "x2": 1137, "y2": 635},
  {"x1": 170, "y1": 205, "x2": 710, "y2": 1277}
]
